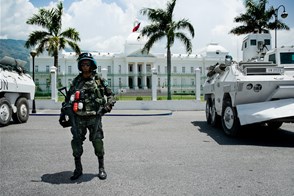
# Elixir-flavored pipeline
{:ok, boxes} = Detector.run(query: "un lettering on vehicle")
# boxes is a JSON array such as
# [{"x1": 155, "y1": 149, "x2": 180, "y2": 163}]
[{"x1": 0, "y1": 79, "x2": 9, "y2": 90}]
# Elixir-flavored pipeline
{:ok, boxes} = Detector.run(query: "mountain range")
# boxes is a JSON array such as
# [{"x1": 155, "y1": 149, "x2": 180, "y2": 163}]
[{"x1": 0, "y1": 39, "x2": 31, "y2": 70}]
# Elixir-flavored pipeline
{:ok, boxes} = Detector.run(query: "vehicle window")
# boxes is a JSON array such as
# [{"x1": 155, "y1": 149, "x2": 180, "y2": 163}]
[
  {"x1": 268, "y1": 54, "x2": 276, "y2": 64},
  {"x1": 264, "y1": 39, "x2": 270, "y2": 45},
  {"x1": 250, "y1": 39, "x2": 256, "y2": 45},
  {"x1": 280, "y1": 52, "x2": 294, "y2": 64}
]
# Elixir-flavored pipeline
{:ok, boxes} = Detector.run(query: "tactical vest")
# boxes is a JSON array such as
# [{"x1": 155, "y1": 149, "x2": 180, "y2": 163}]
[{"x1": 70, "y1": 74, "x2": 106, "y2": 116}]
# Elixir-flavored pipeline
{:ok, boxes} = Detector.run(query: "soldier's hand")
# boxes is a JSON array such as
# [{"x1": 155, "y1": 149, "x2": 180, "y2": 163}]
[{"x1": 59, "y1": 113, "x2": 71, "y2": 127}]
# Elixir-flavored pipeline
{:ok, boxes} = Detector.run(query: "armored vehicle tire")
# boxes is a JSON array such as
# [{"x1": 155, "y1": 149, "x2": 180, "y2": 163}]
[
  {"x1": 221, "y1": 101, "x2": 240, "y2": 136},
  {"x1": 206, "y1": 98, "x2": 220, "y2": 127},
  {"x1": 12, "y1": 97, "x2": 29, "y2": 123},
  {"x1": 267, "y1": 122, "x2": 283, "y2": 130},
  {"x1": 205, "y1": 99, "x2": 212, "y2": 124},
  {"x1": 0, "y1": 98, "x2": 12, "y2": 126}
]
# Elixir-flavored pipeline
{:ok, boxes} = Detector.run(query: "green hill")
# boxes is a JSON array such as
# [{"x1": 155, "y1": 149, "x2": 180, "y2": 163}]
[{"x1": 0, "y1": 39, "x2": 30, "y2": 70}]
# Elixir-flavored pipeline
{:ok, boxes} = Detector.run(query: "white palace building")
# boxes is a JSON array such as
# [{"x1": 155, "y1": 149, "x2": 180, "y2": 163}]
[{"x1": 31, "y1": 31, "x2": 228, "y2": 96}]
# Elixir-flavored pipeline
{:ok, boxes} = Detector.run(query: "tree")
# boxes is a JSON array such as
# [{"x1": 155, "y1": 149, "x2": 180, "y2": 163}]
[
  {"x1": 230, "y1": 0, "x2": 289, "y2": 35},
  {"x1": 140, "y1": 0, "x2": 194, "y2": 100},
  {"x1": 25, "y1": 2, "x2": 81, "y2": 68}
]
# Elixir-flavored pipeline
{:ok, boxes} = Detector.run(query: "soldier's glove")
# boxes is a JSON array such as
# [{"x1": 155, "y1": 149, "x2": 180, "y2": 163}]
[
  {"x1": 98, "y1": 103, "x2": 113, "y2": 116},
  {"x1": 104, "y1": 103, "x2": 113, "y2": 113},
  {"x1": 59, "y1": 113, "x2": 71, "y2": 128}
]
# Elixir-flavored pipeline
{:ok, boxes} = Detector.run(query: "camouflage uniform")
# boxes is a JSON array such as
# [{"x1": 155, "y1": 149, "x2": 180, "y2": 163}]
[
  {"x1": 69, "y1": 74, "x2": 111, "y2": 158},
  {"x1": 60, "y1": 53, "x2": 115, "y2": 180}
]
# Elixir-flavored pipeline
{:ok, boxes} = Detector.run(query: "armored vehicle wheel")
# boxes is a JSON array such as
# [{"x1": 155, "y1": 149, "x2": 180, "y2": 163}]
[
  {"x1": 206, "y1": 98, "x2": 220, "y2": 127},
  {"x1": 267, "y1": 122, "x2": 283, "y2": 130},
  {"x1": 0, "y1": 98, "x2": 12, "y2": 126},
  {"x1": 12, "y1": 97, "x2": 29, "y2": 123},
  {"x1": 205, "y1": 99, "x2": 212, "y2": 124},
  {"x1": 221, "y1": 101, "x2": 240, "y2": 136},
  {"x1": 210, "y1": 100, "x2": 220, "y2": 127}
]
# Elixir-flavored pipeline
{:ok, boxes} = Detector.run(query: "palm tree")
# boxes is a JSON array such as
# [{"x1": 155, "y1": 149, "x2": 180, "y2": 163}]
[
  {"x1": 230, "y1": 0, "x2": 289, "y2": 35},
  {"x1": 140, "y1": 0, "x2": 194, "y2": 100},
  {"x1": 25, "y1": 2, "x2": 81, "y2": 69}
]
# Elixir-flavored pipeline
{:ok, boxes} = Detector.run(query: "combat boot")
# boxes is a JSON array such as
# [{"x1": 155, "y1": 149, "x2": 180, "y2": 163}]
[
  {"x1": 98, "y1": 156, "x2": 107, "y2": 180},
  {"x1": 70, "y1": 157, "x2": 83, "y2": 180}
]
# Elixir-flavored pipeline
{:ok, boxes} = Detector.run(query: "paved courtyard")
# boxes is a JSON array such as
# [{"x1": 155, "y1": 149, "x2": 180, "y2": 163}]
[{"x1": 1, "y1": 111, "x2": 294, "y2": 196}]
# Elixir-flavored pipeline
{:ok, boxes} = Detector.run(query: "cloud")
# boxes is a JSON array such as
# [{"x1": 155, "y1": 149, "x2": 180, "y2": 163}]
[
  {"x1": 0, "y1": 0, "x2": 37, "y2": 40},
  {"x1": 1, "y1": 0, "x2": 293, "y2": 61}
]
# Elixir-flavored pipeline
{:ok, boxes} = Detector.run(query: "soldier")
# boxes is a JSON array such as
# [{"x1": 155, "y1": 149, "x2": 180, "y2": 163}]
[{"x1": 59, "y1": 52, "x2": 115, "y2": 181}]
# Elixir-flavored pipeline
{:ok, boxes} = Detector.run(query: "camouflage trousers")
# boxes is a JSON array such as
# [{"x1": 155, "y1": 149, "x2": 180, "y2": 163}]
[{"x1": 71, "y1": 115, "x2": 104, "y2": 158}]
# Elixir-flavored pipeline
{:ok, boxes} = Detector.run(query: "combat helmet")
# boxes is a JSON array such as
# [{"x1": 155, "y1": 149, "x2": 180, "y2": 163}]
[{"x1": 77, "y1": 52, "x2": 97, "y2": 71}]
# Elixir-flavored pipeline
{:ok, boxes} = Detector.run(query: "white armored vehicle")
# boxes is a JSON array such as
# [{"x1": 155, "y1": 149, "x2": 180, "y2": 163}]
[
  {"x1": 203, "y1": 33, "x2": 294, "y2": 136},
  {"x1": 0, "y1": 56, "x2": 35, "y2": 126}
]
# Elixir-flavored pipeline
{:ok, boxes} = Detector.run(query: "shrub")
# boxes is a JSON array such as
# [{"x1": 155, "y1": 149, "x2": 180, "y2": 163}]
[{"x1": 136, "y1": 96, "x2": 143, "y2": 100}]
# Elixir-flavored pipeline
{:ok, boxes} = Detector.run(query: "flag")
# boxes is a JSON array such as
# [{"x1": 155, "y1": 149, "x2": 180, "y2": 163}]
[{"x1": 132, "y1": 23, "x2": 141, "y2": 32}]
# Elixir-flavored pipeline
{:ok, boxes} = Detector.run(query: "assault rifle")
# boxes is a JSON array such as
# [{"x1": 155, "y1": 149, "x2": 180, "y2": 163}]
[{"x1": 97, "y1": 97, "x2": 116, "y2": 116}]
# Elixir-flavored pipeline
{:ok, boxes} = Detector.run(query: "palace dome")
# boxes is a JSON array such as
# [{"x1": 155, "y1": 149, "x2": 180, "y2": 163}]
[{"x1": 125, "y1": 32, "x2": 148, "y2": 55}]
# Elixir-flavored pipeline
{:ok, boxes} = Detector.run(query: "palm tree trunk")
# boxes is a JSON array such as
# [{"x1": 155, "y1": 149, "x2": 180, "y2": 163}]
[
  {"x1": 54, "y1": 54, "x2": 58, "y2": 68},
  {"x1": 53, "y1": 54, "x2": 58, "y2": 89},
  {"x1": 167, "y1": 47, "x2": 172, "y2": 100}
]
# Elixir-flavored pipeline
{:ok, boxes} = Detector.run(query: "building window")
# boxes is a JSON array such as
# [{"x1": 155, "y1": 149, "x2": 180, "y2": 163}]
[
  {"x1": 118, "y1": 65, "x2": 121, "y2": 74},
  {"x1": 107, "y1": 78, "x2": 111, "y2": 86},
  {"x1": 173, "y1": 66, "x2": 177, "y2": 73},
  {"x1": 191, "y1": 78, "x2": 195, "y2": 86},
  {"x1": 191, "y1": 67, "x2": 194, "y2": 73},
  {"x1": 46, "y1": 65, "x2": 49, "y2": 73},
  {"x1": 182, "y1": 78, "x2": 186, "y2": 86},
  {"x1": 35, "y1": 65, "x2": 39, "y2": 72},
  {"x1": 129, "y1": 64, "x2": 133, "y2": 72},
  {"x1": 58, "y1": 78, "x2": 62, "y2": 87},
  {"x1": 157, "y1": 65, "x2": 160, "y2": 73},
  {"x1": 98, "y1": 66, "x2": 101, "y2": 73},
  {"x1": 138, "y1": 64, "x2": 142, "y2": 73},
  {"x1": 173, "y1": 78, "x2": 177, "y2": 87},
  {"x1": 58, "y1": 66, "x2": 60, "y2": 73},
  {"x1": 119, "y1": 78, "x2": 122, "y2": 88},
  {"x1": 146, "y1": 64, "x2": 151, "y2": 73},
  {"x1": 46, "y1": 78, "x2": 50, "y2": 88},
  {"x1": 182, "y1": 67, "x2": 185, "y2": 73},
  {"x1": 158, "y1": 78, "x2": 160, "y2": 87},
  {"x1": 68, "y1": 79, "x2": 72, "y2": 86},
  {"x1": 250, "y1": 39, "x2": 256, "y2": 46},
  {"x1": 108, "y1": 66, "x2": 111, "y2": 74},
  {"x1": 68, "y1": 66, "x2": 72, "y2": 74}
]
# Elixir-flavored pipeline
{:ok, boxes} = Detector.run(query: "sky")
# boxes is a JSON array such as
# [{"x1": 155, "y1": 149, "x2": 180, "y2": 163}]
[{"x1": 1, "y1": 0, "x2": 293, "y2": 61}]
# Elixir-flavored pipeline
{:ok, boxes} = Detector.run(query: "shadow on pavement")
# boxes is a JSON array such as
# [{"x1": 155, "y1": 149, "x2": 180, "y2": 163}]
[
  {"x1": 191, "y1": 120, "x2": 294, "y2": 148},
  {"x1": 40, "y1": 171, "x2": 96, "y2": 184}
]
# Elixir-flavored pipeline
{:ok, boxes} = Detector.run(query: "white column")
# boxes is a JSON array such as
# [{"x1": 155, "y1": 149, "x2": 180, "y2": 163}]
[
  {"x1": 151, "y1": 67, "x2": 157, "y2": 101},
  {"x1": 195, "y1": 68, "x2": 201, "y2": 101},
  {"x1": 50, "y1": 66, "x2": 58, "y2": 102},
  {"x1": 143, "y1": 63, "x2": 147, "y2": 89},
  {"x1": 134, "y1": 63, "x2": 138, "y2": 89}
]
